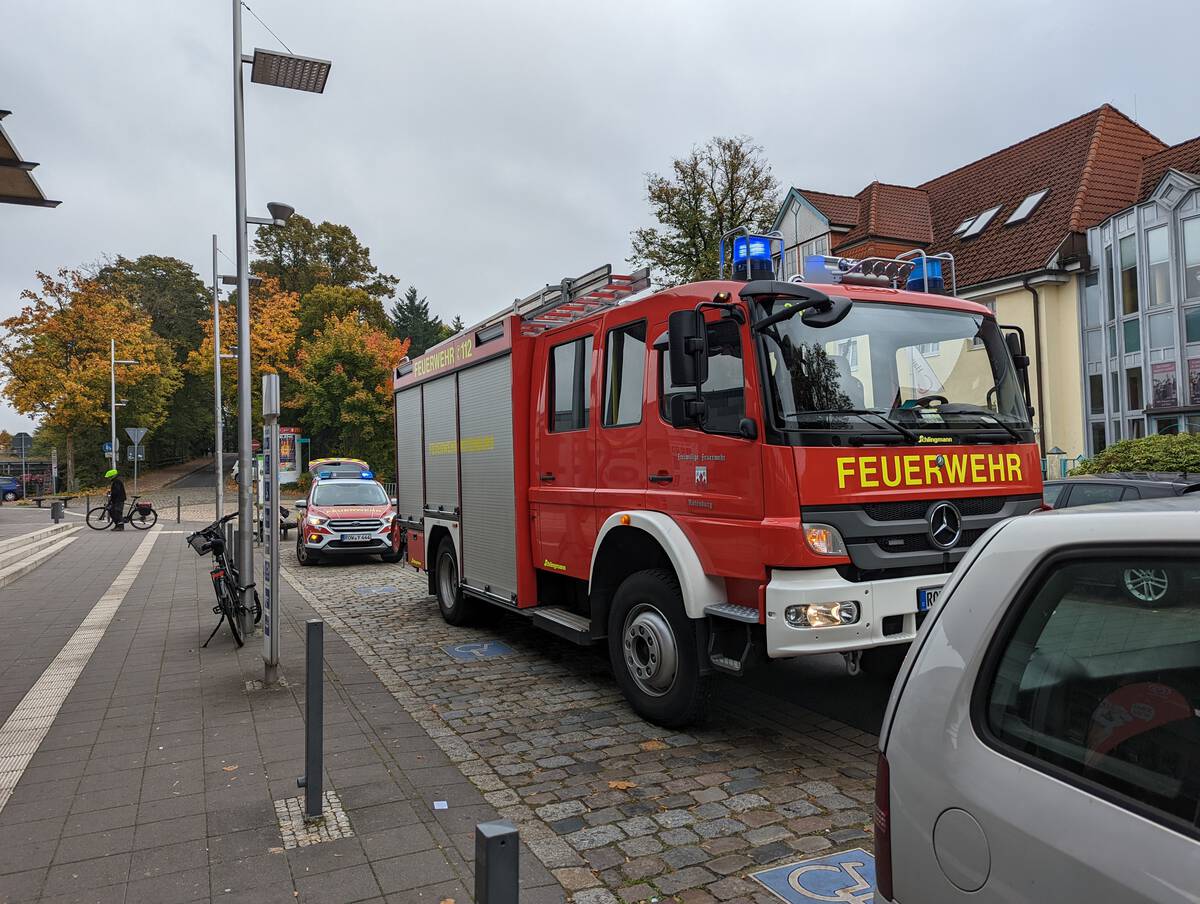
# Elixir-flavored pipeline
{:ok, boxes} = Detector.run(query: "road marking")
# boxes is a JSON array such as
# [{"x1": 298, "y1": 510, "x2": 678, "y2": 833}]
[{"x1": 0, "y1": 530, "x2": 159, "y2": 815}]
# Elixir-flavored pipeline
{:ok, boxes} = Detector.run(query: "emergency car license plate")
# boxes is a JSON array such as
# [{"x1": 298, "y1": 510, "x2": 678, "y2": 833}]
[
  {"x1": 917, "y1": 586, "x2": 943, "y2": 611},
  {"x1": 342, "y1": 533, "x2": 373, "y2": 543}
]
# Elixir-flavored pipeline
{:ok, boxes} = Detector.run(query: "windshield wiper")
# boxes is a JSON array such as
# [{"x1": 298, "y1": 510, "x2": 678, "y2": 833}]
[
  {"x1": 932, "y1": 404, "x2": 1025, "y2": 443},
  {"x1": 785, "y1": 409, "x2": 921, "y2": 444}
]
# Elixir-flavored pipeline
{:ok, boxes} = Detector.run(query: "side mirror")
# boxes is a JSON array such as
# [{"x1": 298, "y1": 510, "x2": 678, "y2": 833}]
[
  {"x1": 390, "y1": 497, "x2": 398, "y2": 507},
  {"x1": 668, "y1": 310, "x2": 708, "y2": 387},
  {"x1": 294, "y1": 500, "x2": 307, "y2": 510},
  {"x1": 669, "y1": 393, "x2": 706, "y2": 429},
  {"x1": 800, "y1": 294, "x2": 853, "y2": 329},
  {"x1": 1005, "y1": 331, "x2": 1029, "y2": 369}
]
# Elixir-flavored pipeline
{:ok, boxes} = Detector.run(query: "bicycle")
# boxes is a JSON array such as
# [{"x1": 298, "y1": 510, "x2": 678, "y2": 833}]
[
  {"x1": 86, "y1": 495, "x2": 158, "y2": 530},
  {"x1": 186, "y1": 511, "x2": 262, "y2": 648}
]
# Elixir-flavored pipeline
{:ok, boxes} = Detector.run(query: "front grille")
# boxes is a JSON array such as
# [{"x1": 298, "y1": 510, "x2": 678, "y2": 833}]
[
  {"x1": 873, "y1": 528, "x2": 986, "y2": 553},
  {"x1": 328, "y1": 519, "x2": 383, "y2": 532},
  {"x1": 863, "y1": 496, "x2": 1008, "y2": 521}
]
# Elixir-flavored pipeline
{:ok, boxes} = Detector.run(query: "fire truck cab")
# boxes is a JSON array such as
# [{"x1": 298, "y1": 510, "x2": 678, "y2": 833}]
[{"x1": 392, "y1": 234, "x2": 1042, "y2": 726}]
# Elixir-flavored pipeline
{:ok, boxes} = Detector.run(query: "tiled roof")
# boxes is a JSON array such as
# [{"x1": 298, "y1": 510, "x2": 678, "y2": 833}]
[
  {"x1": 793, "y1": 188, "x2": 860, "y2": 227},
  {"x1": 1138, "y1": 135, "x2": 1200, "y2": 198},
  {"x1": 919, "y1": 105, "x2": 1164, "y2": 288},
  {"x1": 784, "y1": 105, "x2": 1168, "y2": 290},
  {"x1": 836, "y1": 182, "x2": 932, "y2": 249}
]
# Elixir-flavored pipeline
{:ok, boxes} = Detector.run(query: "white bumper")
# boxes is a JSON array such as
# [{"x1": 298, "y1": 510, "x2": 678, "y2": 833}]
[{"x1": 764, "y1": 567, "x2": 947, "y2": 658}]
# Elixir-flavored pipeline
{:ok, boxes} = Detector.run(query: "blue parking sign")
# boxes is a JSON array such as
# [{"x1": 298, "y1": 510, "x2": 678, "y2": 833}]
[{"x1": 752, "y1": 849, "x2": 876, "y2": 903}]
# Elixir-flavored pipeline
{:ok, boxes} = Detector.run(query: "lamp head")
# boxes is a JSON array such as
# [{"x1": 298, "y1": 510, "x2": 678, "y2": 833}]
[{"x1": 267, "y1": 202, "x2": 295, "y2": 226}]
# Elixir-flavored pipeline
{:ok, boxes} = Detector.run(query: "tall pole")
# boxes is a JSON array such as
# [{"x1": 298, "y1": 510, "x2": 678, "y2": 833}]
[
  {"x1": 110, "y1": 339, "x2": 117, "y2": 469},
  {"x1": 212, "y1": 234, "x2": 224, "y2": 520},
  {"x1": 233, "y1": 0, "x2": 254, "y2": 634}
]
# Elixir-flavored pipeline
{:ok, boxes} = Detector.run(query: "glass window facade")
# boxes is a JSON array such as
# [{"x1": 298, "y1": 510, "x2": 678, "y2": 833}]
[{"x1": 1085, "y1": 188, "x2": 1200, "y2": 455}]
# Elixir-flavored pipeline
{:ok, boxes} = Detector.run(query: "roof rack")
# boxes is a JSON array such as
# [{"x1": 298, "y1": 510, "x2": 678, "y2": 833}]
[
  {"x1": 792, "y1": 249, "x2": 957, "y2": 295},
  {"x1": 502, "y1": 265, "x2": 651, "y2": 336}
]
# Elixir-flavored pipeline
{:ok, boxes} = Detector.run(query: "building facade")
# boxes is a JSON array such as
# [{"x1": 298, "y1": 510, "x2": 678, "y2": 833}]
[{"x1": 1083, "y1": 144, "x2": 1200, "y2": 451}]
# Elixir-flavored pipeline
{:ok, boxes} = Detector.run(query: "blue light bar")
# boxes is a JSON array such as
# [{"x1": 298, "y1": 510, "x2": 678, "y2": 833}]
[
  {"x1": 360, "y1": 471, "x2": 374, "y2": 479},
  {"x1": 733, "y1": 236, "x2": 772, "y2": 264},
  {"x1": 318, "y1": 471, "x2": 332, "y2": 478}
]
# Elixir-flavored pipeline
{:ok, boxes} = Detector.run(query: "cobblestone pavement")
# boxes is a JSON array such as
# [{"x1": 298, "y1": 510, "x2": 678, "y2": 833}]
[{"x1": 283, "y1": 550, "x2": 879, "y2": 904}]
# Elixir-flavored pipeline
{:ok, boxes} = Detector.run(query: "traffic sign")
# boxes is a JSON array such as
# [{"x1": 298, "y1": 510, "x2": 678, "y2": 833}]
[
  {"x1": 125, "y1": 426, "x2": 148, "y2": 446},
  {"x1": 11, "y1": 432, "x2": 32, "y2": 454},
  {"x1": 102, "y1": 441, "x2": 113, "y2": 453}
]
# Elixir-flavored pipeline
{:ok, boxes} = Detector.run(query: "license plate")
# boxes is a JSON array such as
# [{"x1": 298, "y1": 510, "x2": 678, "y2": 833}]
[
  {"x1": 917, "y1": 586, "x2": 943, "y2": 611},
  {"x1": 342, "y1": 533, "x2": 373, "y2": 543}
]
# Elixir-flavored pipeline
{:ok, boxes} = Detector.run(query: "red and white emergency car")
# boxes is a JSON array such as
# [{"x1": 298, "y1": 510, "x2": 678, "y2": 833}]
[
  {"x1": 391, "y1": 232, "x2": 1043, "y2": 725},
  {"x1": 294, "y1": 459, "x2": 403, "y2": 565}
]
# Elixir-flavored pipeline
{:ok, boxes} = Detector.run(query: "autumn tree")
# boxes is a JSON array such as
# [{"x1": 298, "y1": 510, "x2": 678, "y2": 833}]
[
  {"x1": 630, "y1": 135, "x2": 779, "y2": 286},
  {"x1": 95, "y1": 254, "x2": 213, "y2": 461},
  {"x1": 188, "y1": 275, "x2": 299, "y2": 427},
  {"x1": 288, "y1": 316, "x2": 409, "y2": 475},
  {"x1": 0, "y1": 270, "x2": 180, "y2": 488},
  {"x1": 297, "y1": 284, "x2": 389, "y2": 341},
  {"x1": 251, "y1": 215, "x2": 398, "y2": 300},
  {"x1": 389, "y1": 285, "x2": 445, "y2": 356}
]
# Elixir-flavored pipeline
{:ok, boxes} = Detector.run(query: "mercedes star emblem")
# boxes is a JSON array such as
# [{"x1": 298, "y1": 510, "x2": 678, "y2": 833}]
[{"x1": 927, "y1": 501, "x2": 963, "y2": 550}]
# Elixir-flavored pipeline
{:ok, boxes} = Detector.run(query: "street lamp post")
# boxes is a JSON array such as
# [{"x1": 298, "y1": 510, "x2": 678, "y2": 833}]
[
  {"x1": 212, "y1": 235, "x2": 224, "y2": 520},
  {"x1": 230, "y1": 0, "x2": 330, "y2": 643},
  {"x1": 110, "y1": 340, "x2": 137, "y2": 469}
]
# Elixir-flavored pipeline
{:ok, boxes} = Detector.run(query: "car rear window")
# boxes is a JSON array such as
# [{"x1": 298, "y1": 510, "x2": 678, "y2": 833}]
[
  {"x1": 982, "y1": 552, "x2": 1200, "y2": 833},
  {"x1": 1064, "y1": 483, "x2": 1126, "y2": 507}
]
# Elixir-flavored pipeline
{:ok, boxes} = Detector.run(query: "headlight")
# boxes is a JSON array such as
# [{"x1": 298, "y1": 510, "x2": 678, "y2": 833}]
[
  {"x1": 306, "y1": 514, "x2": 327, "y2": 527},
  {"x1": 803, "y1": 522, "x2": 847, "y2": 556},
  {"x1": 784, "y1": 601, "x2": 861, "y2": 628}
]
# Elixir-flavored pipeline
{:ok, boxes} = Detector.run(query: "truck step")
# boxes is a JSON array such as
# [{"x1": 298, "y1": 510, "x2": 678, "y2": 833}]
[
  {"x1": 704, "y1": 603, "x2": 759, "y2": 624},
  {"x1": 708, "y1": 652, "x2": 744, "y2": 675},
  {"x1": 531, "y1": 607, "x2": 594, "y2": 646}
]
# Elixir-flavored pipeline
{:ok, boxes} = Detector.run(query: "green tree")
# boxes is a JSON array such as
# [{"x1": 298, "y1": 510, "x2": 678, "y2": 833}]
[
  {"x1": 298, "y1": 284, "x2": 389, "y2": 341},
  {"x1": 630, "y1": 135, "x2": 779, "y2": 286},
  {"x1": 449, "y1": 315, "x2": 465, "y2": 333},
  {"x1": 95, "y1": 255, "x2": 213, "y2": 463},
  {"x1": 289, "y1": 316, "x2": 410, "y2": 476},
  {"x1": 252, "y1": 215, "x2": 398, "y2": 300},
  {"x1": 389, "y1": 286, "x2": 445, "y2": 356}
]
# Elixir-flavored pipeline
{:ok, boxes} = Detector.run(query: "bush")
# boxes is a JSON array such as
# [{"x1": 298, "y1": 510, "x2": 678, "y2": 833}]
[
  {"x1": 295, "y1": 471, "x2": 313, "y2": 494},
  {"x1": 1070, "y1": 433, "x2": 1200, "y2": 476}
]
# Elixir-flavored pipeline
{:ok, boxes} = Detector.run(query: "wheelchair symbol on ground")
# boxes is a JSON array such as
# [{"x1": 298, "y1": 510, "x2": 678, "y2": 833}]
[
  {"x1": 752, "y1": 849, "x2": 876, "y2": 903},
  {"x1": 441, "y1": 640, "x2": 515, "y2": 662}
]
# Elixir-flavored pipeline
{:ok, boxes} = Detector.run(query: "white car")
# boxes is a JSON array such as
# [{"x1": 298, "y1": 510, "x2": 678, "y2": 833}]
[{"x1": 875, "y1": 495, "x2": 1199, "y2": 903}]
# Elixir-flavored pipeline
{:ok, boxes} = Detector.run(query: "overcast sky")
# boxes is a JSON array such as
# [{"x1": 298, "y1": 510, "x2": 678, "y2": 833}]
[{"x1": 3, "y1": 0, "x2": 1199, "y2": 433}]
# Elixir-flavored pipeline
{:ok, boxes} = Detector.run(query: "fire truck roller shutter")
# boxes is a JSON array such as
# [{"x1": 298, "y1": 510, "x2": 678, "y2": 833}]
[
  {"x1": 458, "y1": 356, "x2": 517, "y2": 600},
  {"x1": 422, "y1": 375, "x2": 459, "y2": 514},
  {"x1": 394, "y1": 387, "x2": 424, "y2": 525},
  {"x1": 590, "y1": 511, "x2": 725, "y2": 620}
]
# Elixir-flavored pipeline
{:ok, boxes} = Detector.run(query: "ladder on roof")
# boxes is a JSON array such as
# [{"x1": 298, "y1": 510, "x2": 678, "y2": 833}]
[{"x1": 505, "y1": 265, "x2": 651, "y2": 336}]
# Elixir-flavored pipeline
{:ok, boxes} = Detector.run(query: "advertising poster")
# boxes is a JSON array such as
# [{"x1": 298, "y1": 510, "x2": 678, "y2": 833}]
[
  {"x1": 1189, "y1": 358, "x2": 1200, "y2": 405},
  {"x1": 279, "y1": 427, "x2": 301, "y2": 485},
  {"x1": 1151, "y1": 362, "x2": 1178, "y2": 408}
]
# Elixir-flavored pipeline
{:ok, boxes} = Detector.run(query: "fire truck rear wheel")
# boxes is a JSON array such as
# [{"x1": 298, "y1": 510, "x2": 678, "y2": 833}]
[
  {"x1": 435, "y1": 537, "x2": 474, "y2": 626},
  {"x1": 608, "y1": 569, "x2": 709, "y2": 728}
]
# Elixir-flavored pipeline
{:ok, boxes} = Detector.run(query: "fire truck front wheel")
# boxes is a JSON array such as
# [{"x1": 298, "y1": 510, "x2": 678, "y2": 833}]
[
  {"x1": 434, "y1": 537, "x2": 474, "y2": 626},
  {"x1": 608, "y1": 569, "x2": 710, "y2": 728}
]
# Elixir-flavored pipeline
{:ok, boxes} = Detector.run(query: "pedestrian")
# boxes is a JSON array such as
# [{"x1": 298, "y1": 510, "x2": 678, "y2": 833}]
[{"x1": 106, "y1": 468, "x2": 126, "y2": 531}]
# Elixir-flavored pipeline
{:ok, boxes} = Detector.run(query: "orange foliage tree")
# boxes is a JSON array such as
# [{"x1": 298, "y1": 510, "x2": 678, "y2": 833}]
[
  {"x1": 0, "y1": 269, "x2": 180, "y2": 488},
  {"x1": 287, "y1": 315, "x2": 409, "y2": 476}
]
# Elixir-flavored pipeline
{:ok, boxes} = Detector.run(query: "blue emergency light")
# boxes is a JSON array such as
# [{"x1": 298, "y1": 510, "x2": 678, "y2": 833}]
[
  {"x1": 318, "y1": 470, "x2": 332, "y2": 478},
  {"x1": 732, "y1": 236, "x2": 772, "y2": 264},
  {"x1": 360, "y1": 471, "x2": 374, "y2": 479},
  {"x1": 907, "y1": 257, "x2": 944, "y2": 294}
]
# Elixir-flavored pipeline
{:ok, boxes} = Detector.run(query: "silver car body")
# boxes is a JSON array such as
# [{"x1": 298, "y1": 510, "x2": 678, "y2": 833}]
[{"x1": 878, "y1": 497, "x2": 1200, "y2": 903}]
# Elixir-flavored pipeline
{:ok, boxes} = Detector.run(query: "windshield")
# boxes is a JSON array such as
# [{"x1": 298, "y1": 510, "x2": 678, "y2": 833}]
[
  {"x1": 756, "y1": 300, "x2": 1030, "y2": 440},
  {"x1": 312, "y1": 481, "x2": 388, "y2": 506}
]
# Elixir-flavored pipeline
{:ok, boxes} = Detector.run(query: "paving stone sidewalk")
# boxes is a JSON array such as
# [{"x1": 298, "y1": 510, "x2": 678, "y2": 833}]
[
  {"x1": 284, "y1": 550, "x2": 879, "y2": 904},
  {"x1": 0, "y1": 523, "x2": 561, "y2": 903}
]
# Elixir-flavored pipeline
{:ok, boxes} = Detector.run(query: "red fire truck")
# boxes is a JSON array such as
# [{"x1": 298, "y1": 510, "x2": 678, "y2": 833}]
[{"x1": 392, "y1": 233, "x2": 1042, "y2": 725}]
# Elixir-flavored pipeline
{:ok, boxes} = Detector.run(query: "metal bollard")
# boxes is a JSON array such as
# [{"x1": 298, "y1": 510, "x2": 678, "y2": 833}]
[
  {"x1": 50, "y1": 500, "x2": 64, "y2": 523},
  {"x1": 296, "y1": 619, "x2": 324, "y2": 819},
  {"x1": 475, "y1": 821, "x2": 519, "y2": 904},
  {"x1": 176, "y1": 495, "x2": 181, "y2": 524}
]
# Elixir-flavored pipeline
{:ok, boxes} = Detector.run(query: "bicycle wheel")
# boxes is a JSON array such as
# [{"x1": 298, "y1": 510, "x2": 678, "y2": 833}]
[
  {"x1": 86, "y1": 506, "x2": 113, "y2": 530},
  {"x1": 219, "y1": 586, "x2": 243, "y2": 647},
  {"x1": 131, "y1": 508, "x2": 157, "y2": 530}
]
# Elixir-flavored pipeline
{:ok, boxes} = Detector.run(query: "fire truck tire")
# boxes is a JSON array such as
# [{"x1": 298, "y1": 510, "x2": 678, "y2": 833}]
[
  {"x1": 435, "y1": 537, "x2": 474, "y2": 626},
  {"x1": 608, "y1": 569, "x2": 710, "y2": 728}
]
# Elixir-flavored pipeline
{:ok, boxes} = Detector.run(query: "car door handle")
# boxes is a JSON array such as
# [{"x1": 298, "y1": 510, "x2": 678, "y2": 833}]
[
  {"x1": 648, "y1": 474, "x2": 673, "y2": 484},
  {"x1": 538, "y1": 472, "x2": 556, "y2": 482}
]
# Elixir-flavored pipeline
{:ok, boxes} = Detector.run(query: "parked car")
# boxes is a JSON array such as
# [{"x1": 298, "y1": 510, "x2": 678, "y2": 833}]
[
  {"x1": 0, "y1": 477, "x2": 25, "y2": 501},
  {"x1": 294, "y1": 467, "x2": 402, "y2": 565},
  {"x1": 875, "y1": 495, "x2": 1199, "y2": 903},
  {"x1": 1043, "y1": 471, "x2": 1200, "y2": 509}
]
